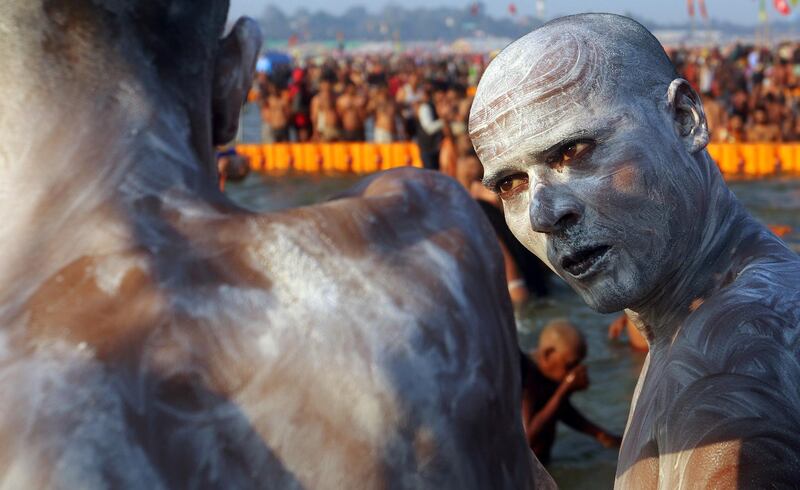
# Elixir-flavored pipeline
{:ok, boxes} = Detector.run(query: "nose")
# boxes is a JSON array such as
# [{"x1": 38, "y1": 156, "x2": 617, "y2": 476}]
[{"x1": 529, "y1": 183, "x2": 583, "y2": 234}]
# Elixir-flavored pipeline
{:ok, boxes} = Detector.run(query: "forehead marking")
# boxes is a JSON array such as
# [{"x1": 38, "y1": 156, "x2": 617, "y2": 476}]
[{"x1": 470, "y1": 31, "x2": 603, "y2": 160}]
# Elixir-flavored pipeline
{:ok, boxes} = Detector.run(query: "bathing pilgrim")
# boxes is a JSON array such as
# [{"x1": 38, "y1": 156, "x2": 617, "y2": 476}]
[
  {"x1": 470, "y1": 13, "x2": 800, "y2": 488},
  {"x1": 0, "y1": 1, "x2": 551, "y2": 487}
]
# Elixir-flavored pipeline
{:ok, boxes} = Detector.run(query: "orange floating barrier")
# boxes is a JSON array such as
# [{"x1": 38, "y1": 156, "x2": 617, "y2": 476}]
[
  {"x1": 756, "y1": 144, "x2": 778, "y2": 176},
  {"x1": 706, "y1": 144, "x2": 724, "y2": 171},
  {"x1": 238, "y1": 143, "x2": 800, "y2": 177},
  {"x1": 330, "y1": 143, "x2": 363, "y2": 173},
  {"x1": 271, "y1": 144, "x2": 296, "y2": 172},
  {"x1": 362, "y1": 144, "x2": 390, "y2": 173},
  {"x1": 237, "y1": 145, "x2": 265, "y2": 172},
  {"x1": 737, "y1": 144, "x2": 759, "y2": 177},
  {"x1": 708, "y1": 144, "x2": 739, "y2": 175},
  {"x1": 387, "y1": 143, "x2": 414, "y2": 170},
  {"x1": 296, "y1": 143, "x2": 326, "y2": 174},
  {"x1": 776, "y1": 144, "x2": 797, "y2": 175}
]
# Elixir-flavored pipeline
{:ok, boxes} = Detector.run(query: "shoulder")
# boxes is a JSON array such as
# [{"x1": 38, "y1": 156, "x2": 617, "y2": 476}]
[
  {"x1": 655, "y1": 367, "x2": 800, "y2": 487},
  {"x1": 324, "y1": 168, "x2": 503, "y2": 264},
  {"x1": 218, "y1": 169, "x2": 536, "y2": 486},
  {"x1": 655, "y1": 257, "x2": 800, "y2": 483},
  {"x1": 238, "y1": 169, "x2": 507, "y2": 315},
  {"x1": 675, "y1": 252, "x2": 800, "y2": 365}
]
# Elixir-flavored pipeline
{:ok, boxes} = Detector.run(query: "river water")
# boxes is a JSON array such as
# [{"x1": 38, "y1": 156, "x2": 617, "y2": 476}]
[{"x1": 227, "y1": 174, "x2": 800, "y2": 489}]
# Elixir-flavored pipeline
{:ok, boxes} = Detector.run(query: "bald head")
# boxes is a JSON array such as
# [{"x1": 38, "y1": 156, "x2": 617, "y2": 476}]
[
  {"x1": 470, "y1": 14, "x2": 678, "y2": 160},
  {"x1": 538, "y1": 319, "x2": 586, "y2": 361},
  {"x1": 36, "y1": 1, "x2": 227, "y2": 59},
  {"x1": 2, "y1": 0, "x2": 233, "y2": 109},
  {"x1": 0, "y1": 0, "x2": 261, "y2": 210}
]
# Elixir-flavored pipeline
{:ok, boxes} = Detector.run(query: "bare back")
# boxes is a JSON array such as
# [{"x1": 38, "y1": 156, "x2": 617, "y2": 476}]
[{"x1": 0, "y1": 168, "x2": 548, "y2": 489}]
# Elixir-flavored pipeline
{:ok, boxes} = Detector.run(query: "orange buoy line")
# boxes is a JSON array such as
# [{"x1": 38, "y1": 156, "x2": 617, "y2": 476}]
[
  {"x1": 236, "y1": 142, "x2": 424, "y2": 174},
  {"x1": 237, "y1": 143, "x2": 800, "y2": 178},
  {"x1": 707, "y1": 143, "x2": 800, "y2": 178}
]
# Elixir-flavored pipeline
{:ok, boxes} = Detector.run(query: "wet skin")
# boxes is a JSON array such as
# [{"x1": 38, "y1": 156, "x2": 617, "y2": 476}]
[
  {"x1": 0, "y1": 2, "x2": 551, "y2": 488},
  {"x1": 471, "y1": 14, "x2": 800, "y2": 489}
]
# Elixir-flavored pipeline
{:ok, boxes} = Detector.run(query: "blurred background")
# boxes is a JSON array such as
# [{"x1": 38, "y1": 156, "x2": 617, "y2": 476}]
[{"x1": 217, "y1": 2, "x2": 800, "y2": 488}]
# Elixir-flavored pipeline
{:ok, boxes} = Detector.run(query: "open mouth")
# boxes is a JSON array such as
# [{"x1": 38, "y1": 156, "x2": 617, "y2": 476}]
[{"x1": 561, "y1": 245, "x2": 611, "y2": 278}]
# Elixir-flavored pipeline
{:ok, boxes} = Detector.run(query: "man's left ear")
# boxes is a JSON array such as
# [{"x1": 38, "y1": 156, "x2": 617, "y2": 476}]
[
  {"x1": 666, "y1": 78, "x2": 709, "y2": 154},
  {"x1": 212, "y1": 18, "x2": 262, "y2": 146}
]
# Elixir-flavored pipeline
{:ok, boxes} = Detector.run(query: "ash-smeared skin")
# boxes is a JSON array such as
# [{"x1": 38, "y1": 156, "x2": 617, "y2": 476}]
[
  {"x1": 0, "y1": 1, "x2": 549, "y2": 489},
  {"x1": 471, "y1": 13, "x2": 800, "y2": 489}
]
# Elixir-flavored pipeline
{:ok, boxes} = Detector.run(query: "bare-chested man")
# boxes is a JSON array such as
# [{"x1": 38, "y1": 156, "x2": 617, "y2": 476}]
[
  {"x1": 746, "y1": 107, "x2": 782, "y2": 143},
  {"x1": 0, "y1": 1, "x2": 550, "y2": 487},
  {"x1": 368, "y1": 84, "x2": 397, "y2": 143},
  {"x1": 470, "y1": 13, "x2": 800, "y2": 489},
  {"x1": 310, "y1": 79, "x2": 340, "y2": 142},
  {"x1": 261, "y1": 83, "x2": 290, "y2": 142},
  {"x1": 337, "y1": 81, "x2": 366, "y2": 142}
]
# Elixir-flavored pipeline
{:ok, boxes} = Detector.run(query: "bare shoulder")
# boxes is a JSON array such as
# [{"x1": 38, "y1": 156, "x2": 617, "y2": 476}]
[
  {"x1": 232, "y1": 167, "x2": 514, "y2": 380},
  {"x1": 241, "y1": 168, "x2": 506, "y2": 293},
  {"x1": 654, "y1": 258, "x2": 800, "y2": 487},
  {"x1": 204, "y1": 169, "x2": 536, "y2": 488}
]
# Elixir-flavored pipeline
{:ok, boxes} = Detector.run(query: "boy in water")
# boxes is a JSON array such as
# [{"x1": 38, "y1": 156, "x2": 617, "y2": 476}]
[{"x1": 520, "y1": 320, "x2": 622, "y2": 464}]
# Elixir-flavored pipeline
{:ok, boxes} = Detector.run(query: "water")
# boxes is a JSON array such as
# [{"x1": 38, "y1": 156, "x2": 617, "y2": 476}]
[{"x1": 226, "y1": 174, "x2": 800, "y2": 489}]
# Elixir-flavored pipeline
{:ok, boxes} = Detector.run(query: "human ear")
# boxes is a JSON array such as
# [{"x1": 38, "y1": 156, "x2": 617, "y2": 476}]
[
  {"x1": 667, "y1": 78, "x2": 709, "y2": 154},
  {"x1": 211, "y1": 17, "x2": 262, "y2": 145}
]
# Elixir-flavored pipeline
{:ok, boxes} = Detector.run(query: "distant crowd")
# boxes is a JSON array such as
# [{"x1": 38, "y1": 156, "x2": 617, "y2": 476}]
[
  {"x1": 672, "y1": 41, "x2": 800, "y2": 143},
  {"x1": 254, "y1": 53, "x2": 482, "y2": 171},
  {"x1": 253, "y1": 40, "x2": 800, "y2": 158}
]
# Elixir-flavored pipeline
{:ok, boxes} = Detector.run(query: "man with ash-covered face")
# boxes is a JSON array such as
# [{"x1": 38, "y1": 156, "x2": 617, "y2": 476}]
[{"x1": 470, "y1": 13, "x2": 800, "y2": 488}]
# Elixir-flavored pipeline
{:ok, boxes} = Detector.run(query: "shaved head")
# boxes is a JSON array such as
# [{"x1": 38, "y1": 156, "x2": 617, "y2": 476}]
[
  {"x1": 470, "y1": 14, "x2": 678, "y2": 168},
  {"x1": 0, "y1": 0, "x2": 259, "y2": 185},
  {"x1": 538, "y1": 319, "x2": 586, "y2": 361},
  {"x1": 1, "y1": 0, "x2": 230, "y2": 101},
  {"x1": 35, "y1": 0, "x2": 228, "y2": 58}
]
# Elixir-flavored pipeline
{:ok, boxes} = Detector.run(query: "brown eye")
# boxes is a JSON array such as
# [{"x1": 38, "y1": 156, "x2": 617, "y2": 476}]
[
  {"x1": 496, "y1": 174, "x2": 529, "y2": 200},
  {"x1": 550, "y1": 141, "x2": 593, "y2": 168}
]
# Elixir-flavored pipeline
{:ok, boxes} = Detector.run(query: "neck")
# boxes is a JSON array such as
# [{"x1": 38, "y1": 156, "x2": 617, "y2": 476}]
[
  {"x1": 629, "y1": 154, "x2": 768, "y2": 349},
  {"x1": 0, "y1": 82, "x2": 225, "y2": 313}
]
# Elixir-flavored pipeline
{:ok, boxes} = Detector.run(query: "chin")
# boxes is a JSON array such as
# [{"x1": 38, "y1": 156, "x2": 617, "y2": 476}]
[
  {"x1": 573, "y1": 277, "x2": 634, "y2": 314},
  {"x1": 581, "y1": 293, "x2": 626, "y2": 313}
]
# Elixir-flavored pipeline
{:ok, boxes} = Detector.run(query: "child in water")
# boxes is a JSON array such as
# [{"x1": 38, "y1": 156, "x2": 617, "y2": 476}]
[{"x1": 520, "y1": 319, "x2": 622, "y2": 464}]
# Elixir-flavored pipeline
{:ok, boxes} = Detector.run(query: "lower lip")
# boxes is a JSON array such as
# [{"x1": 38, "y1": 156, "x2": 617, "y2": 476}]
[{"x1": 563, "y1": 247, "x2": 612, "y2": 281}]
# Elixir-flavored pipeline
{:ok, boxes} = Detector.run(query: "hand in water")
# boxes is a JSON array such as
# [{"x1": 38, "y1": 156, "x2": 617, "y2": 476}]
[{"x1": 597, "y1": 432, "x2": 623, "y2": 448}]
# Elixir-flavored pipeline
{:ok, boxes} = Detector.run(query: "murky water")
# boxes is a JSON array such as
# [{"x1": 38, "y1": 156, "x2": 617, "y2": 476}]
[{"x1": 227, "y1": 174, "x2": 800, "y2": 489}]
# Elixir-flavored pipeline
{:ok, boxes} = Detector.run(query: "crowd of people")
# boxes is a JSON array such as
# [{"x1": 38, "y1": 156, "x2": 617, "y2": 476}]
[
  {"x1": 254, "y1": 53, "x2": 483, "y2": 171},
  {"x1": 672, "y1": 40, "x2": 800, "y2": 142},
  {"x1": 253, "y1": 39, "x2": 800, "y2": 155}
]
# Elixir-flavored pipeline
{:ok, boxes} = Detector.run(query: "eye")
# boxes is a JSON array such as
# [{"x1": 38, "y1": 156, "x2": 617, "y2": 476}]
[
  {"x1": 547, "y1": 140, "x2": 594, "y2": 168},
  {"x1": 495, "y1": 174, "x2": 529, "y2": 200}
]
